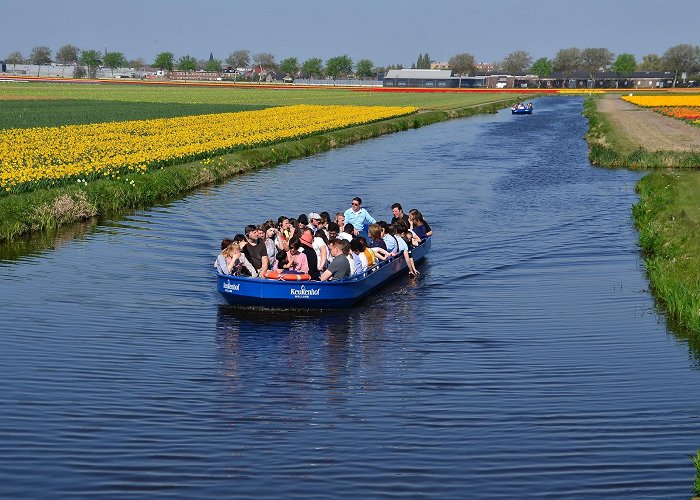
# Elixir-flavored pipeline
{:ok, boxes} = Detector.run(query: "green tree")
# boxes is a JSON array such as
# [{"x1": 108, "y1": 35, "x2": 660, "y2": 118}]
[
  {"x1": 177, "y1": 55, "x2": 197, "y2": 72},
  {"x1": 204, "y1": 58, "x2": 222, "y2": 72},
  {"x1": 553, "y1": 47, "x2": 581, "y2": 79},
  {"x1": 226, "y1": 49, "x2": 250, "y2": 69},
  {"x1": 154, "y1": 51, "x2": 175, "y2": 71},
  {"x1": 5, "y1": 51, "x2": 24, "y2": 72},
  {"x1": 355, "y1": 59, "x2": 374, "y2": 78},
  {"x1": 279, "y1": 57, "x2": 299, "y2": 77},
  {"x1": 301, "y1": 57, "x2": 323, "y2": 78},
  {"x1": 448, "y1": 52, "x2": 476, "y2": 76},
  {"x1": 502, "y1": 50, "x2": 532, "y2": 75},
  {"x1": 611, "y1": 53, "x2": 637, "y2": 76},
  {"x1": 416, "y1": 53, "x2": 432, "y2": 69},
  {"x1": 29, "y1": 45, "x2": 52, "y2": 76},
  {"x1": 661, "y1": 43, "x2": 700, "y2": 87},
  {"x1": 79, "y1": 49, "x2": 102, "y2": 78},
  {"x1": 530, "y1": 57, "x2": 553, "y2": 87},
  {"x1": 639, "y1": 54, "x2": 661, "y2": 71},
  {"x1": 103, "y1": 51, "x2": 126, "y2": 76},
  {"x1": 580, "y1": 47, "x2": 613, "y2": 81},
  {"x1": 325, "y1": 55, "x2": 353, "y2": 78},
  {"x1": 55, "y1": 44, "x2": 79, "y2": 76}
]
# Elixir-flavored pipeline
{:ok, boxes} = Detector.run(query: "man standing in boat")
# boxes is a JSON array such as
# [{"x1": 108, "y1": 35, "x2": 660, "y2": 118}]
[
  {"x1": 242, "y1": 224, "x2": 270, "y2": 276},
  {"x1": 344, "y1": 197, "x2": 376, "y2": 238}
]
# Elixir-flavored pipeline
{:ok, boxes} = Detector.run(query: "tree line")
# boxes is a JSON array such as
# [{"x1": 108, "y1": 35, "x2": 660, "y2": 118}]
[
  {"x1": 4, "y1": 43, "x2": 699, "y2": 86},
  {"x1": 446, "y1": 44, "x2": 699, "y2": 87}
]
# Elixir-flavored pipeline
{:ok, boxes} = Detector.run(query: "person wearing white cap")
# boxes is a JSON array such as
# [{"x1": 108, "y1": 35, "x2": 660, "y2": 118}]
[{"x1": 307, "y1": 212, "x2": 321, "y2": 231}]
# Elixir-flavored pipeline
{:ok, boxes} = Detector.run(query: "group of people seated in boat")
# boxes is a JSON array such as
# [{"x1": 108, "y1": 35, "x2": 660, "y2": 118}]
[
  {"x1": 215, "y1": 198, "x2": 432, "y2": 282},
  {"x1": 512, "y1": 102, "x2": 534, "y2": 111}
]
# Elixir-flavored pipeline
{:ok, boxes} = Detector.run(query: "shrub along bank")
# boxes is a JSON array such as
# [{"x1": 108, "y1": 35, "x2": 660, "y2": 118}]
[
  {"x1": 0, "y1": 97, "x2": 525, "y2": 242},
  {"x1": 584, "y1": 96, "x2": 700, "y2": 333}
]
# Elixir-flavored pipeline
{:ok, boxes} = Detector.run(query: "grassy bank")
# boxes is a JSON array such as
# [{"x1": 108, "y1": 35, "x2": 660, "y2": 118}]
[
  {"x1": 0, "y1": 97, "x2": 525, "y2": 241},
  {"x1": 632, "y1": 171, "x2": 700, "y2": 332},
  {"x1": 583, "y1": 97, "x2": 700, "y2": 168},
  {"x1": 583, "y1": 95, "x2": 700, "y2": 332}
]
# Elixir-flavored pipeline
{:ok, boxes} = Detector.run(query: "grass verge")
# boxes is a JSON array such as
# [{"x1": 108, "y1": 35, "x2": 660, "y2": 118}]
[
  {"x1": 632, "y1": 171, "x2": 700, "y2": 332},
  {"x1": 0, "y1": 97, "x2": 525, "y2": 242},
  {"x1": 583, "y1": 97, "x2": 700, "y2": 168},
  {"x1": 584, "y1": 95, "x2": 700, "y2": 334}
]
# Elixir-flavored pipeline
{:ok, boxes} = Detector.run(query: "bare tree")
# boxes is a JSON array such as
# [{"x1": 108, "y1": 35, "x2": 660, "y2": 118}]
[
  {"x1": 448, "y1": 52, "x2": 476, "y2": 76},
  {"x1": 5, "y1": 51, "x2": 24, "y2": 72},
  {"x1": 502, "y1": 51, "x2": 532, "y2": 75},
  {"x1": 56, "y1": 44, "x2": 80, "y2": 76},
  {"x1": 29, "y1": 46, "x2": 52, "y2": 76},
  {"x1": 580, "y1": 47, "x2": 613, "y2": 81},
  {"x1": 662, "y1": 44, "x2": 700, "y2": 87},
  {"x1": 553, "y1": 47, "x2": 581, "y2": 80},
  {"x1": 226, "y1": 49, "x2": 250, "y2": 70},
  {"x1": 253, "y1": 52, "x2": 276, "y2": 81}
]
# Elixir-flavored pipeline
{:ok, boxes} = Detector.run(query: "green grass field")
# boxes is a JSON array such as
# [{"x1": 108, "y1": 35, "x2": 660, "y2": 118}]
[{"x1": 0, "y1": 82, "x2": 530, "y2": 129}]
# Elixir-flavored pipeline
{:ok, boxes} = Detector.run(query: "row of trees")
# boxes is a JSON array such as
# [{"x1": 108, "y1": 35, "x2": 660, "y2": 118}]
[
  {"x1": 5, "y1": 43, "x2": 699, "y2": 85},
  {"x1": 5, "y1": 45, "x2": 130, "y2": 78},
  {"x1": 154, "y1": 50, "x2": 376, "y2": 79},
  {"x1": 3, "y1": 45, "x2": 376, "y2": 80},
  {"x1": 445, "y1": 44, "x2": 699, "y2": 87}
]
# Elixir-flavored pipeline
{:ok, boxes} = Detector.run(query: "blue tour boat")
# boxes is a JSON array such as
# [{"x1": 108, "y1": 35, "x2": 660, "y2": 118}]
[
  {"x1": 511, "y1": 103, "x2": 533, "y2": 114},
  {"x1": 217, "y1": 237, "x2": 431, "y2": 308}
]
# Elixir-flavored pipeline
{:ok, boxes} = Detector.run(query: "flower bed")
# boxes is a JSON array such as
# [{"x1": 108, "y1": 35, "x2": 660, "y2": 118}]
[{"x1": 0, "y1": 104, "x2": 416, "y2": 194}]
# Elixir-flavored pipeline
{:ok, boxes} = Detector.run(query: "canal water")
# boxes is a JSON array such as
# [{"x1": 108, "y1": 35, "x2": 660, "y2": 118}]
[{"x1": 2, "y1": 97, "x2": 700, "y2": 498}]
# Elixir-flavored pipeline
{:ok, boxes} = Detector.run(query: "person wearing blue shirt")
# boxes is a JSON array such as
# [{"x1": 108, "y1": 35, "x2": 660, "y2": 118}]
[{"x1": 343, "y1": 197, "x2": 376, "y2": 237}]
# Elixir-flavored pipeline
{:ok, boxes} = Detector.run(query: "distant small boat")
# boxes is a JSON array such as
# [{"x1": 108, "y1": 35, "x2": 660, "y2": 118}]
[{"x1": 512, "y1": 103, "x2": 534, "y2": 114}]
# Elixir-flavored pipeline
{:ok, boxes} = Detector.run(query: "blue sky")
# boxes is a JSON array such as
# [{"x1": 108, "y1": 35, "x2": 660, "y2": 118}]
[{"x1": 2, "y1": 0, "x2": 697, "y2": 66}]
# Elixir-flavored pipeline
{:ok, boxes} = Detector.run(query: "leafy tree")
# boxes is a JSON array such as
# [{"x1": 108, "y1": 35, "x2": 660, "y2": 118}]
[
  {"x1": 580, "y1": 47, "x2": 613, "y2": 80},
  {"x1": 5, "y1": 51, "x2": 24, "y2": 72},
  {"x1": 355, "y1": 59, "x2": 374, "y2": 78},
  {"x1": 177, "y1": 55, "x2": 197, "y2": 72},
  {"x1": 502, "y1": 50, "x2": 532, "y2": 75},
  {"x1": 416, "y1": 53, "x2": 432, "y2": 69},
  {"x1": 530, "y1": 57, "x2": 553, "y2": 85},
  {"x1": 279, "y1": 57, "x2": 299, "y2": 77},
  {"x1": 103, "y1": 51, "x2": 126, "y2": 76},
  {"x1": 611, "y1": 53, "x2": 637, "y2": 76},
  {"x1": 79, "y1": 49, "x2": 102, "y2": 78},
  {"x1": 553, "y1": 47, "x2": 581, "y2": 78},
  {"x1": 301, "y1": 57, "x2": 323, "y2": 78},
  {"x1": 226, "y1": 49, "x2": 250, "y2": 69},
  {"x1": 253, "y1": 52, "x2": 276, "y2": 80},
  {"x1": 204, "y1": 58, "x2": 222, "y2": 72},
  {"x1": 448, "y1": 52, "x2": 476, "y2": 76},
  {"x1": 55, "y1": 44, "x2": 79, "y2": 76},
  {"x1": 154, "y1": 52, "x2": 175, "y2": 71},
  {"x1": 29, "y1": 46, "x2": 52, "y2": 76},
  {"x1": 325, "y1": 55, "x2": 353, "y2": 78},
  {"x1": 661, "y1": 43, "x2": 700, "y2": 87},
  {"x1": 639, "y1": 54, "x2": 661, "y2": 71}
]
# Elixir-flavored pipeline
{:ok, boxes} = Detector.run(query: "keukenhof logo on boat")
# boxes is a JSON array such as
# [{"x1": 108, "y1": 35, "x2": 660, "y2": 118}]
[
  {"x1": 290, "y1": 285, "x2": 321, "y2": 298},
  {"x1": 223, "y1": 281, "x2": 240, "y2": 292}
]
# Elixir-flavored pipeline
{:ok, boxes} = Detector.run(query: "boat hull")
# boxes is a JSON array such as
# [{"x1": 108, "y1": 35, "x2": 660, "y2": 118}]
[
  {"x1": 512, "y1": 108, "x2": 532, "y2": 114},
  {"x1": 217, "y1": 237, "x2": 431, "y2": 308}
]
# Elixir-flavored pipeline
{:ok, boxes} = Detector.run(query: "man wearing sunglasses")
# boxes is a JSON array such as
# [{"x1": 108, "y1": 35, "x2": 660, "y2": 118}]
[{"x1": 343, "y1": 197, "x2": 376, "y2": 238}]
